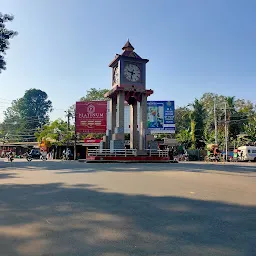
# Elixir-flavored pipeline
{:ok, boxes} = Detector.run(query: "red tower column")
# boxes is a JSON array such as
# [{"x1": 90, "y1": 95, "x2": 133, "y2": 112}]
[
  {"x1": 140, "y1": 93, "x2": 148, "y2": 150},
  {"x1": 130, "y1": 101, "x2": 138, "y2": 149}
]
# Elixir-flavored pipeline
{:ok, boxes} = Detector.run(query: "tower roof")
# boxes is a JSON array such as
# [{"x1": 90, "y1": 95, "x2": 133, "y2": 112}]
[
  {"x1": 109, "y1": 40, "x2": 148, "y2": 67},
  {"x1": 121, "y1": 40, "x2": 142, "y2": 59},
  {"x1": 122, "y1": 39, "x2": 135, "y2": 51}
]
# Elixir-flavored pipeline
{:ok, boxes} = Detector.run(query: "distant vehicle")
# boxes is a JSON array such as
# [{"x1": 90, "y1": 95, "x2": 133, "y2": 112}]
[
  {"x1": 237, "y1": 146, "x2": 256, "y2": 161},
  {"x1": 25, "y1": 149, "x2": 47, "y2": 162},
  {"x1": 29, "y1": 149, "x2": 41, "y2": 158}
]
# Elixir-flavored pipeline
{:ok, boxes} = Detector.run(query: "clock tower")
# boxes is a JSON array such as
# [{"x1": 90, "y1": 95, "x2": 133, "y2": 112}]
[
  {"x1": 109, "y1": 40, "x2": 148, "y2": 91},
  {"x1": 105, "y1": 40, "x2": 153, "y2": 151}
]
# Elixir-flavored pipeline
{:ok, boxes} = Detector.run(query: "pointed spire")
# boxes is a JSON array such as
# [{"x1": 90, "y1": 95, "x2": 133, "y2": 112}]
[{"x1": 122, "y1": 39, "x2": 135, "y2": 51}]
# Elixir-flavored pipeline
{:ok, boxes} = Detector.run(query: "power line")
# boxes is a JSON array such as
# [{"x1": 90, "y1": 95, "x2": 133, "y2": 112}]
[
  {"x1": 0, "y1": 98, "x2": 12, "y2": 102},
  {"x1": 1, "y1": 134, "x2": 38, "y2": 137}
]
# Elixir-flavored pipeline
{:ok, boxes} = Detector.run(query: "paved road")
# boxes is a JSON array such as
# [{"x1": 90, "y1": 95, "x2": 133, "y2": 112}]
[{"x1": 0, "y1": 160, "x2": 255, "y2": 256}]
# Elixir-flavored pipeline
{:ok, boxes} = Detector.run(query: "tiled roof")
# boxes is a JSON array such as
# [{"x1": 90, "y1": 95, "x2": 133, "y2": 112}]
[
  {"x1": 121, "y1": 50, "x2": 142, "y2": 59},
  {"x1": 122, "y1": 40, "x2": 135, "y2": 51},
  {"x1": 121, "y1": 40, "x2": 142, "y2": 59}
]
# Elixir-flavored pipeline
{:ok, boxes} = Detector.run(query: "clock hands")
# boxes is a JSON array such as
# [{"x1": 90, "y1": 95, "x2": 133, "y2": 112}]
[{"x1": 127, "y1": 70, "x2": 134, "y2": 80}]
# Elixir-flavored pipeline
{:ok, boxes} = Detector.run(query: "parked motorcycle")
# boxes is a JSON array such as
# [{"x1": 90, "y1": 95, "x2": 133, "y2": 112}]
[
  {"x1": 24, "y1": 149, "x2": 47, "y2": 162},
  {"x1": 26, "y1": 154, "x2": 32, "y2": 162}
]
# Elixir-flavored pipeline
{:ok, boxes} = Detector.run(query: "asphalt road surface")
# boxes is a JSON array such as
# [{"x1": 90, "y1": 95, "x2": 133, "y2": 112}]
[{"x1": 0, "y1": 159, "x2": 255, "y2": 256}]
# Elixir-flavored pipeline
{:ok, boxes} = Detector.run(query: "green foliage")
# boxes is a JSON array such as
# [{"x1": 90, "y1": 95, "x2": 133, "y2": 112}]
[
  {"x1": 175, "y1": 93, "x2": 256, "y2": 149},
  {"x1": 18, "y1": 89, "x2": 52, "y2": 125},
  {"x1": 176, "y1": 130, "x2": 191, "y2": 147},
  {"x1": 190, "y1": 120, "x2": 196, "y2": 149},
  {"x1": 0, "y1": 89, "x2": 52, "y2": 142},
  {"x1": 80, "y1": 88, "x2": 109, "y2": 101},
  {"x1": 175, "y1": 107, "x2": 191, "y2": 133},
  {"x1": 35, "y1": 119, "x2": 74, "y2": 146},
  {"x1": 0, "y1": 13, "x2": 18, "y2": 73},
  {"x1": 243, "y1": 115, "x2": 256, "y2": 142},
  {"x1": 190, "y1": 99, "x2": 205, "y2": 142},
  {"x1": 85, "y1": 133, "x2": 104, "y2": 139},
  {"x1": 235, "y1": 134, "x2": 252, "y2": 147}
]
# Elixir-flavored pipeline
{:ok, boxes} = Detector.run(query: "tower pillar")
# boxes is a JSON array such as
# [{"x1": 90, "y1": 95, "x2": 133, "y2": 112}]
[
  {"x1": 116, "y1": 91, "x2": 124, "y2": 131},
  {"x1": 110, "y1": 97, "x2": 117, "y2": 133},
  {"x1": 130, "y1": 101, "x2": 138, "y2": 149},
  {"x1": 140, "y1": 93, "x2": 148, "y2": 150}
]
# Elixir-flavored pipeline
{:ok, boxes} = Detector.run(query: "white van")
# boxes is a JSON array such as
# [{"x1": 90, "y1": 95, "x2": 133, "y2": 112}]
[{"x1": 237, "y1": 146, "x2": 256, "y2": 161}]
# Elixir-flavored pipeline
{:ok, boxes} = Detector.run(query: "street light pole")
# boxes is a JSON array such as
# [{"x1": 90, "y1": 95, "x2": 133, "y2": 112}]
[
  {"x1": 66, "y1": 111, "x2": 72, "y2": 154},
  {"x1": 214, "y1": 99, "x2": 218, "y2": 145},
  {"x1": 224, "y1": 102, "x2": 228, "y2": 161}
]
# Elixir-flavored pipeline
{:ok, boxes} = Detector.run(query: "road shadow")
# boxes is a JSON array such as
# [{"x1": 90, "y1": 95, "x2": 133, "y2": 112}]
[
  {"x1": 0, "y1": 182, "x2": 255, "y2": 256},
  {"x1": 0, "y1": 172, "x2": 19, "y2": 179}
]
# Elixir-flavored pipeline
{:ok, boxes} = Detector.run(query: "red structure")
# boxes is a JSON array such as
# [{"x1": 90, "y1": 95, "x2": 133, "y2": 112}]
[
  {"x1": 75, "y1": 101, "x2": 107, "y2": 134},
  {"x1": 86, "y1": 155, "x2": 170, "y2": 163}
]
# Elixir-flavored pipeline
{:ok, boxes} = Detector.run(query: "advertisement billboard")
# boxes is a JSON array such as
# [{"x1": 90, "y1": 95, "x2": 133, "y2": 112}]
[
  {"x1": 147, "y1": 101, "x2": 175, "y2": 134},
  {"x1": 76, "y1": 101, "x2": 107, "y2": 134}
]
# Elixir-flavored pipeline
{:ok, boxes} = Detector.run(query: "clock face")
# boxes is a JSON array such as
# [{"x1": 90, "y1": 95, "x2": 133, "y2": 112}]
[
  {"x1": 113, "y1": 66, "x2": 119, "y2": 84},
  {"x1": 124, "y1": 63, "x2": 141, "y2": 82}
]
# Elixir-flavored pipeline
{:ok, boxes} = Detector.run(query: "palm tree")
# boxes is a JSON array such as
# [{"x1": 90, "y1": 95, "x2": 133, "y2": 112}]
[
  {"x1": 226, "y1": 96, "x2": 236, "y2": 120},
  {"x1": 189, "y1": 99, "x2": 206, "y2": 148},
  {"x1": 225, "y1": 96, "x2": 241, "y2": 144}
]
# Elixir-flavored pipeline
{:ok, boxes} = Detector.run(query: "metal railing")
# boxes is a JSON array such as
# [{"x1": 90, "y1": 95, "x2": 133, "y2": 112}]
[
  {"x1": 88, "y1": 149, "x2": 137, "y2": 157},
  {"x1": 87, "y1": 149, "x2": 169, "y2": 157},
  {"x1": 145, "y1": 149, "x2": 169, "y2": 157}
]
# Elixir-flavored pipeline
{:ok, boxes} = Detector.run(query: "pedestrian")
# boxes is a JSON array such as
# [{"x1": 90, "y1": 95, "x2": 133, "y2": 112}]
[
  {"x1": 240, "y1": 151, "x2": 243, "y2": 161},
  {"x1": 168, "y1": 147, "x2": 174, "y2": 161}
]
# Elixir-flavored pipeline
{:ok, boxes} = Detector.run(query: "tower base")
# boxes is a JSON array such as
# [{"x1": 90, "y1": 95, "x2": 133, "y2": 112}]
[{"x1": 85, "y1": 155, "x2": 171, "y2": 163}]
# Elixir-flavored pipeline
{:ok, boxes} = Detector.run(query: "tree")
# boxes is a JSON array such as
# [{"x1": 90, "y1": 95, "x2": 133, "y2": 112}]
[
  {"x1": 226, "y1": 96, "x2": 237, "y2": 140},
  {"x1": 35, "y1": 119, "x2": 74, "y2": 147},
  {"x1": 1, "y1": 89, "x2": 52, "y2": 141},
  {"x1": 199, "y1": 93, "x2": 254, "y2": 148},
  {"x1": 200, "y1": 93, "x2": 226, "y2": 146},
  {"x1": 224, "y1": 96, "x2": 254, "y2": 145},
  {"x1": 176, "y1": 130, "x2": 191, "y2": 148},
  {"x1": 35, "y1": 119, "x2": 75, "y2": 159},
  {"x1": 234, "y1": 98, "x2": 255, "y2": 139},
  {"x1": 174, "y1": 93, "x2": 256, "y2": 150},
  {"x1": 243, "y1": 115, "x2": 256, "y2": 142},
  {"x1": 17, "y1": 89, "x2": 52, "y2": 126},
  {"x1": 0, "y1": 13, "x2": 18, "y2": 73},
  {"x1": 190, "y1": 99, "x2": 206, "y2": 148},
  {"x1": 175, "y1": 106, "x2": 191, "y2": 133},
  {"x1": 80, "y1": 88, "x2": 109, "y2": 101},
  {"x1": 190, "y1": 120, "x2": 196, "y2": 149}
]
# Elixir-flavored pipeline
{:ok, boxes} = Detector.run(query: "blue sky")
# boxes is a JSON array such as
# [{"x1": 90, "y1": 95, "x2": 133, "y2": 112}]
[{"x1": 1, "y1": 0, "x2": 256, "y2": 121}]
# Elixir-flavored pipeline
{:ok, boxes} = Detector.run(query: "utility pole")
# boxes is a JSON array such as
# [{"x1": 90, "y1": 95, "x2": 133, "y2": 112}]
[
  {"x1": 224, "y1": 102, "x2": 228, "y2": 161},
  {"x1": 214, "y1": 99, "x2": 218, "y2": 145}
]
